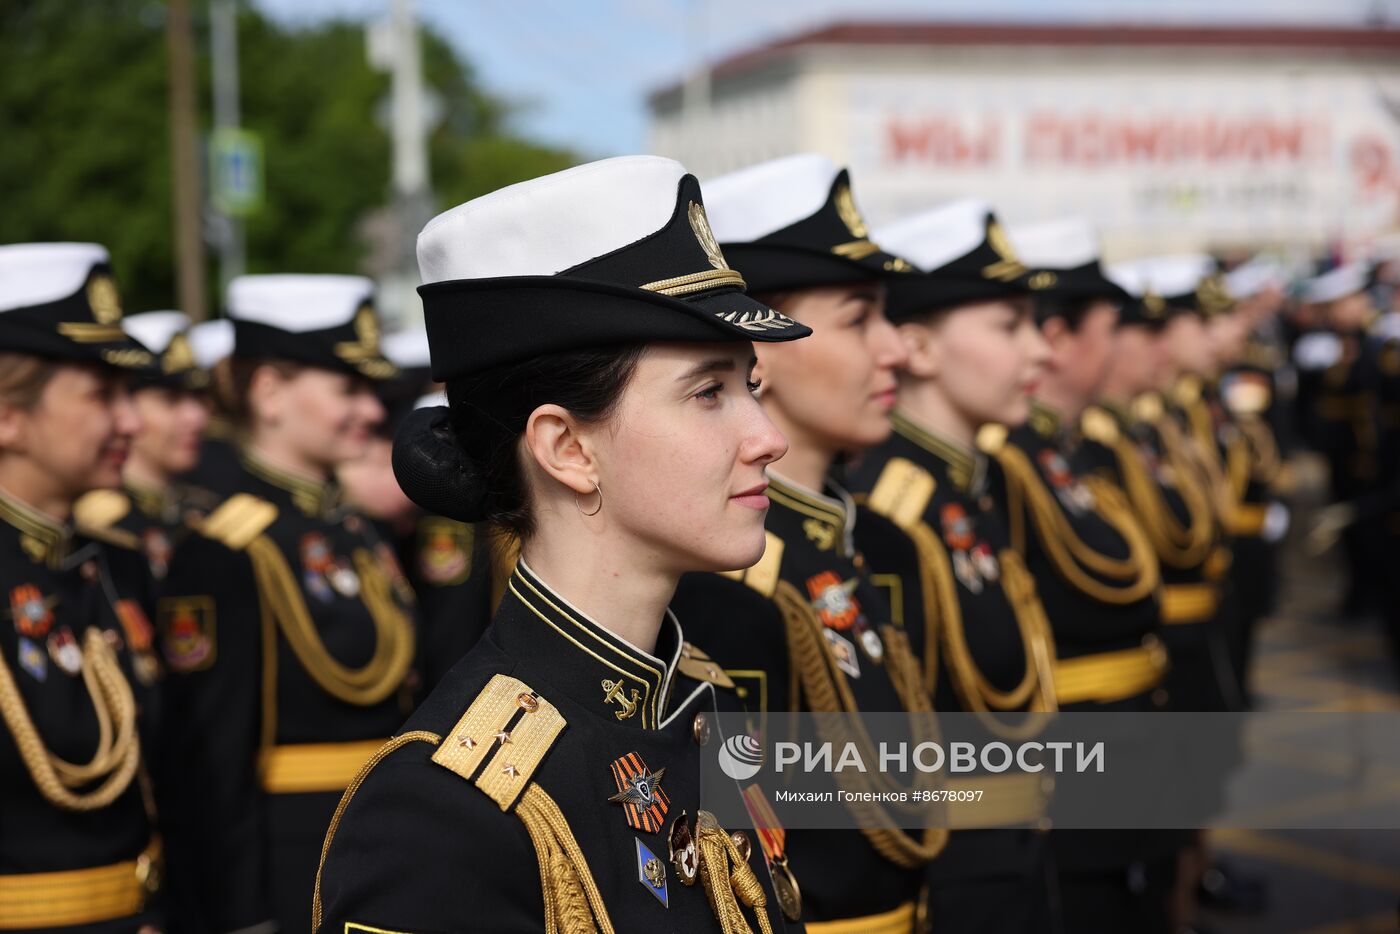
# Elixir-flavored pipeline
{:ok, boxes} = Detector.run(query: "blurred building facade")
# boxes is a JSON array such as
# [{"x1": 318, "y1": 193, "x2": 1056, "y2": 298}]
[{"x1": 648, "y1": 22, "x2": 1400, "y2": 258}]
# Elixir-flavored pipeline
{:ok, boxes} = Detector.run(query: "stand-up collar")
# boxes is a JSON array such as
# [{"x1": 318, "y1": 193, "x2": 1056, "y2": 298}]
[
  {"x1": 891, "y1": 410, "x2": 986, "y2": 493},
  {"x1": 1028, "y1": 401, "x2": 1063, "y2": 440},
  {"x1": 765, "y1": 471, "x2": 856, "y2": 557},
  {"x1": 0, "y1": 485, "x2": 72, "y2": 567},
  {"x1": 242, "y1": 449, "x2": 341, "y2": 517},
  {"x1": 494, "y1": 560, "x2": 683, "y2": 731}
]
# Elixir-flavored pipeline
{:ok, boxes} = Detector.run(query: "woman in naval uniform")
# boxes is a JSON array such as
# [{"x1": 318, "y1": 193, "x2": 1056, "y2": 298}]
[
  {"x1": 315, "y1": 156, "x2": 812, "y2": 933},
  {"x1": 75, "y1": 311, "x2": 218, "y2": 592},
  {"x1": 0, "y1": 243, "x2": 163, "y2": 931},
  {"x1": 669, "y1": 153, "x2": 949, "y2": 933},
  {"x1": 154, "y1": 275, "x2": 417, "y2": 933},
  {"x1": 988, "y1": 219, "x2": 1174, "y2": 932},
  {"x1": 843, "y1": 201, "x2": 1061, "y2": 932}
]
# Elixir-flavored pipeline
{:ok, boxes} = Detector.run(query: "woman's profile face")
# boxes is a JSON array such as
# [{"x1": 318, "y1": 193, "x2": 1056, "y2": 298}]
[
  {"x1": 131, "y1": 386, "x2": 210, "y2": 477},
  {"x1": 252, "y1": 366, "x2": 385, "y2": 470},
  {"x1": 920, "y1": 298, "x2": 1050, "y2": 427},
  {"x1": 752, "y1": 283, "x2": 906, "y2": 453},
  {"x1": 0, "y1": 364, "x2": 140, "y2": 499},
  {"x1": 1162, "y1": 313, "x2": 1214, "y2": 378},
  {"x1": 583, "y1": 341, "x2": 788, "y2": 575}
]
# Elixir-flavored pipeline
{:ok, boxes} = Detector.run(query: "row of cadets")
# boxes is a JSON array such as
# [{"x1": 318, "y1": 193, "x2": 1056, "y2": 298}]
[
  {"x1": 315, "y1": 155, "x2": 813, "y2": 931},
  {"x1": 844, "y1": 197, "x2": 1061, "y2": 932},
  {"x1": 154, "y1": 274, "x2": 421, "y2": 933},
  {"x1": 0, "y1": 243, "x2": 165, "y2": 931},
  {"x1": 667, "y1": 153, "x2": 950, "y2": 932}
]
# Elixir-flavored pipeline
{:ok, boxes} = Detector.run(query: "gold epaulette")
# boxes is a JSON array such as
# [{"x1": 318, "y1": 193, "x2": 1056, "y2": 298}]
[
  {"x1": 76, "y1": 523, "x2": 142, "y2": 551},
  {"x1": 678, "y1": 642, "x2": 736, "y2": 689},
  {"x1": 718, "y1": 530, "x2": 784, "y2": 598},
  {"x1": 199, "y1": 493, "x2": 278, "y2": 551},
  {"x1": 1080, "y1": 407, "x2": 1120, "y2": 445},
  {"x1": 1172, "y1": 375, "x2": 1202, "y2": 406},
  {"x1": 865, "y1": 457, "x2": 936, "y2": 530},
  {"x1": 976, "y1": 423, "x2": 1008, "y2": 455},
  {"x1": 431, "y1": 674, "x2": 566, "y2": 811},
  {"x1": 73, "y1": 489, "x2": 131, "y2": 529},
  {"x1": 1131, "y1": 393, "x2": 1165, "y2": 422}
]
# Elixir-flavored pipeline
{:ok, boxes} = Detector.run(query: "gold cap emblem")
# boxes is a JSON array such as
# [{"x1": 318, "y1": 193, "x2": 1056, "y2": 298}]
[
  {"x1": 688, "y1": 201, "x2": 728, "y2": 271},
  {"x1": 87, "y1": 274, "x2": 123, "y2": 324}
]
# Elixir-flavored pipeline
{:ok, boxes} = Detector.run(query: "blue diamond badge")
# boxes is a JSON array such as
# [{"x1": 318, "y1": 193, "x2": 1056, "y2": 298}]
[
  {"x1": 18, "y1": 637, "x2": 46, "y2": 682},
  {"x1": 635, "y1": 837, "x2": 668, "y2": 907}
]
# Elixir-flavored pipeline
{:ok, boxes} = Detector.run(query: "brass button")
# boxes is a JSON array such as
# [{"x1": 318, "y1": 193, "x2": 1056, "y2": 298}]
[
  {"x1": 518, "y1": 692, "x2": 539, "y2": 712},
  {"x1": 729, "y1": 830, "x2": 752, "y2": 861},
  {"x1": 692, "y1": 713, "x2": 711, "y2": 746},
  {"x1": 1151, "y1": 688, "x2": 1169, "y2": 709}
]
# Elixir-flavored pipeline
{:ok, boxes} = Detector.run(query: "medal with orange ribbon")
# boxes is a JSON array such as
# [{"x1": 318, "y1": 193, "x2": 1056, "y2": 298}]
[{"x1": 741, "y1": 784, "x2": 801, "y2": 922}]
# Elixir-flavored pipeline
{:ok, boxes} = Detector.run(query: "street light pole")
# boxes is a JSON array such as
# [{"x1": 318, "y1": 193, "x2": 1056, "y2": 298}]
[
  {"x1": 211, "y1": 0, "x2": 246, "y2": 292},
  {"x1": 166, "y1": 0, "x2": 207, "y2": 320}
]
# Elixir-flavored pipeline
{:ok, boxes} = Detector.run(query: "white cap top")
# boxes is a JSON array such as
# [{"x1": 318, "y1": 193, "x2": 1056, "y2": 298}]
[
  {"x1": 1302, "y1": 262, "x2": 1368, "y2": 305},
  {"x1": 873, "y1": 199, "x2": 991, "y2": 272},
  {"x1": 1106, "y1": 254, "x2": 1215, "y2": 300},
  {"x1": 702, "y1": 153, "x2": 840, "y2": 244},
  {"x1": 0, "y1": 242, "x2": 110, "y2": 312},
  {"x1": 1007, "y1": 217, "x2": 1100, "y2": 270},
  {"x1": 226, "y1": 274, "x2": 374, "y2": 332},
  {"x1": 121, "y1": 311, "x2": 190, "y2": 354},
  {"x1": 187, "y1": 319, "x2": 234, "y2": 368},
  {"x1": 417, "y1": 156, "x2": 685, "y2": 285},
  {"x1": 1224, "y1": 257, "x2": 1287, "y2": 300},
  {"x1": 382, "y1": 327, "x2": 431, "y2": 369}
]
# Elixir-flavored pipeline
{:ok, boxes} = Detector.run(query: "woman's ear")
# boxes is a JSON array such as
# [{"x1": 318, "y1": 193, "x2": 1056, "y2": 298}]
[
  {"x1": 522, "y1": 403, "x2": 597, "y2": 496},
  {"x1": 898, "y1": 321, "x2": 940, "y2": 379},
  {"x1": 246, "y1": 364, "x2": 285, "y2": 427},
  {"x1": 0, "y1": 401, "x2": 28, "y2": 451}
]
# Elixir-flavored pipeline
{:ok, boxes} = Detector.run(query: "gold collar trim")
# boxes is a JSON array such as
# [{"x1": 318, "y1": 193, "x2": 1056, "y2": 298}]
[
  {"x1": 242, "y1": 450, "x2": 337, "y2": 516},
  {"x1": 1028, "y1": 402, "x2": 1062, "y2": 439},
  {"x1": 766, "y1": 472, "x2": 856, "y2": 555},
  {"x1": 126, "y1": 481, "x2": 174, "y2": 520},
  {"x1": 892, "y1": 411, "x2": 981, "y2": 491},
  {"x1": 0, "y1": 486, "x2": 72, "y2": 567}
]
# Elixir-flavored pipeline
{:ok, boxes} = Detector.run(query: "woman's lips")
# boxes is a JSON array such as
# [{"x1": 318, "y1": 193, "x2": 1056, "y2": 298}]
[
  {"x1": 731, "y1": 481, "x2": 770, "y2": 510},
  {"x1": 872, "y1": 389, "x2": 898, "y2": 410}
]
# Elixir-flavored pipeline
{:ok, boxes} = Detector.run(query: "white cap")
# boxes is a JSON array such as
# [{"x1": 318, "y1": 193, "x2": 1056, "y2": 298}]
[
  {"x1": 0, "y1": 242, "x2": 109, "y2": 312},
  {"x1": 1302, "y1": 263, "x2": 1368, "y2": 305},
  {"x1": 226, "y1": 274, "x2": 375, "y2": 332},
  {"x1": 702, "y1": 154, "x2": 840, "y2": 243},
  {"x1": 417, "y1": 156, "x2": 685, "y2": 285},
  {"x1": 1106, "y1": 254, "x2": 1215, "y2": 301},
  {"x1": 382, "y1": 327, "x2": 431, "y2": 369},
  {"x1": 122, "y1": 311, "x2": 190, "y2": 354},
  {"x1": 1007, "y1": 217, "x2": 1100, "y2": 270},
  {"x1": 187, "y1": 319, "x2": 235, "y2": 368},
  {"x1": 873, "y1": 200, "x2": 992, "y2": 272},
  {"x1": 1224, "y1": 257, "x2": 1287, "y2": 300}
]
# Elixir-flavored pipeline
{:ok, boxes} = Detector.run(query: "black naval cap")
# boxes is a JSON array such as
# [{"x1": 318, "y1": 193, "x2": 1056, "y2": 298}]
[
  {"x1": 121, "y1": 311, "x2": 210, "y2": 391},
  {"x1": 0, "y1": 243, "x2": 155, "y2": 370},
  {"x1": 700, "y1": 153, "x2": 915, "y2": 292},
  {"x1": 227, "y1": 274, "x2": 399, "y2": 381},
  {"x1": 1004, "y1": 217, "x2": 1131, "y2": 322},
  {"x1": 1107, "y1": 254, "x2": 1232, "y2": 327},
  {"x1": 414, "y1": 155, "x2": 810, "y2": 383},
  {"x1": 873, "y1": 199, "x2": 1041, "y2": 323}
]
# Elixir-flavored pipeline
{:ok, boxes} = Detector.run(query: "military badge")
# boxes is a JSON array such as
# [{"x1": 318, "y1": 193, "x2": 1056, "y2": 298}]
[
  {"x1": 158, "y1": 596, "x2": 215, "y2": 672},
  {"x1": 1036, "y1": 448, "x2": 1094, "y2": 515},
  {"x1": 854, "y1": 620, "x2": 884, "y2": 663},
  {"x1": 608, "y1": 752, "x2": 670, "y2": 833},
  {"x1": 941, "y1": 503, "x2": 990, "y2": 593},
  {"x1": 327, "y1": 559, "x2": 360, "y2": 598},
  {"x1": 17, "y1": 637, "x2": 46, "y2": 682},
  {"x1": 115, "y1": 599, "x2": 160, "y2": 685},
  {"x1": 10, "y1": 584, "x2": 56, "y2": 639},
  {"x1": 805, "y1": 571, "x2": 863, "y2": 631},
  {"x1": 417, "y1": 518, "x2": 472, "y2": 586},
  {"x1": 823, "y1": 627, "x2": 861, "y2": 679},
  {"x1": 668, "y1": 812, "x2": 699, "y2": 885},
  {"x1": 300, "y1": 532, "x2": 336, "y2": 602},
  {"x1": 636, "y1": 838, "x2": 669, "y2": 906},
  {"x1": 142, "y1": 527, "x2": 172, "y2": 580},
  {"x1": 47, "y1": 626, "x2": 82, "y2": 675}
]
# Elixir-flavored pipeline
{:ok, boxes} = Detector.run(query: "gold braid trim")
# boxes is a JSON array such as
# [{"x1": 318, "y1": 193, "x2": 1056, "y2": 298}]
[
  {"x1": 695, "y1": 811, "x2": 774, "y2": 934},
  {"x1": 772, "y1": 581, "x2": 946, "y2": 867},
  {"x1": 312, "y1": 730, "x2": 441, "y2": 932},
  {"x1": 1153, "y1": 415, "x2": 1224, "y2": 549},
  {"x1": 1180, "y1": 400, "x2": 1237, "y2": 520},
  {"x1": 1109, "y1": 428, "x2": 1213, "y2": 569},
  {"x1": 994, "y1": 444, "x2": 1160, "y2": 605},
  {"x1": 244, "y1": 537, "x2": 415, "y2": 706},
  {"x1": 516, "y1": 784, "x2": 616, "y2": 934},
  {"x1": 0, "y1": 627, "x2": 141, "y2": 811}
]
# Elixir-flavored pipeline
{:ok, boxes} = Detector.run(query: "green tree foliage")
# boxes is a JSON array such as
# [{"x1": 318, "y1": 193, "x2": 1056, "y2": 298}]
[{"x1": 0, "y1": 0, "x2": 576, "y2": 313}]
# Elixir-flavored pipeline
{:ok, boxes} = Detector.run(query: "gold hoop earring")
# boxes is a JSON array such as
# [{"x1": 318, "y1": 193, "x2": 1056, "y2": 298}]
[{"x1": 576, "y1": 480, "x2": 603, "y2": 517}]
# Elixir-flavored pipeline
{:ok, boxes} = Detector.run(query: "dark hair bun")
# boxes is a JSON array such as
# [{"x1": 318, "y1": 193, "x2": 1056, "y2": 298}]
[{"x1": 392, "y1": 406, "x2": 488, "y2": 522}]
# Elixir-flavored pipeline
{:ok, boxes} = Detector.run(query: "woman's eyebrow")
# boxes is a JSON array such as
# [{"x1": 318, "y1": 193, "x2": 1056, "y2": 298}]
[{"x1": 676, "y1": 357, "x2": 736, "y2": 382}]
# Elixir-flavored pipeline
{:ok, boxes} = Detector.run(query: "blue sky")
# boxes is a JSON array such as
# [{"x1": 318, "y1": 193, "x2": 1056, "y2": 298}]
[{"x1": 256, "y1": 0, "x2": 1400, "y2": 159}]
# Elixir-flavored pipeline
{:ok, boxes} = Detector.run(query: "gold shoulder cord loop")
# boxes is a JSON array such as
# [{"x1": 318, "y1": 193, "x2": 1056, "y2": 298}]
[
  {"x1": 1238, "y1": 416, "x2": 1281, "y2": 486},
  {"x1": 994, "y1": 444, "x2": 1160, "y2": 604},
  {"x1": 1110, "y1": 426, "x2": 1213, "y2": 569},
  {"x1": 0, "y1": 627, "x2": 140, "y2": 811},
  {"x1": 772, "y1": 581, "x2": 947, "y2": 867},
  {"x1": 515, "y1": 784, "x2": 617, "y2": 934},
  {"x1": 694, "y1": 811, "x2": 774, "y2": 934},
  {"x1": 1180, "y1": 400, "x2": 1237, "y2": 519},
  {"x1": 244, "y1": 537, "x2": 415, "y2": 706},
  {"x1": 1152, "y1": 415, "x2": 1224, "y2": 549}
]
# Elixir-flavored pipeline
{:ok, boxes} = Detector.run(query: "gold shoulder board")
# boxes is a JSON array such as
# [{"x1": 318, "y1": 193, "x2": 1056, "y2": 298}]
[
  {"x1": 677, "y1": 642, "x2": 737, "y2": 689},
  {"x1": 77, "y1": 522, "x2": 141, "y2": 551},
  {"x1": 1080, "y1": 407, "x2": 1120, "y2": 445},
  {"x1": 1131, "y1": 393, "x2": 1164, "y2": 422},
  {"x1": 200, "y1": 494, "x2": 278, "y2": 551},
  {"x1": 976, "y1": 423, "x2": 1008, "y2": 455},
  {"x1": 718, "y1": 530, "x2": 784, "y2": 598},
  {"x1": 431, "y1": 674, "x2": 566, "y2": 811},
  {"x1": 73, "y1": 489, "x2": 130, "y2": 529},
  {"x1": 866, "y1": 457, "x2": 936, "y2": 530}
]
